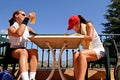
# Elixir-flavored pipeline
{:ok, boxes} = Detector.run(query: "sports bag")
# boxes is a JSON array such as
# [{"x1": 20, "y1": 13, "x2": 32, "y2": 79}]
[{"x1": 0, "y1": 70, "x2": 14, "y2": 80}]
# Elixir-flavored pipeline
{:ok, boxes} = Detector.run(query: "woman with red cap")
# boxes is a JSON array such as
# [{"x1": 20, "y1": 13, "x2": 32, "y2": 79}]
[{"x1": 67, "y1": 15, "x2": 105, "y2": 80}]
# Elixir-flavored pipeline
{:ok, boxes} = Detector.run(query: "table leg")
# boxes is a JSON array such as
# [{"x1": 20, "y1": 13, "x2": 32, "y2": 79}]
[
  {"x1": 45, "y1": 42, "x2": 56, "y2": 80},
  {"x1": 45, "y1": 42, "x2": 67, "y2": 80},
  {"x1": 58, "y1": 43, "x2": 67, "y2": 80}
]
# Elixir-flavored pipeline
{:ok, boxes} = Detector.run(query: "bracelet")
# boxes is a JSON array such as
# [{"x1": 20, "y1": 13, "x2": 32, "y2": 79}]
[{"x1": 22, "y1": 17, "x2": 29, "y2": 25}]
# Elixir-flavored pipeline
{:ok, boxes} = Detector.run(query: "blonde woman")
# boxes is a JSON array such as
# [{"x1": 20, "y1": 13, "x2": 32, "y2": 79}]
[{"x1": 8, "y1": 10, "x2": 38, "y2": 80}]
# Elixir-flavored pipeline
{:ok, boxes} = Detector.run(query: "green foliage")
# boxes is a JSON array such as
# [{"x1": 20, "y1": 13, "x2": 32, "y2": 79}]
[
  {"x1": 102, "y1": 0, "x2": 120, "y2": 41},
  {"x1": 102, "y1": 0, "x2": 120, "y2": 34}
]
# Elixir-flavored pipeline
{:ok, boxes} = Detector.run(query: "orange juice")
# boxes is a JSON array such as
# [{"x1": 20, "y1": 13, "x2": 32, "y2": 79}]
[
  {"x1": 30, "y1": 17, "x2": 36, "y2": 24},
  {"x1": 29, "y1": 12, "x2": 36, "y2": 24}
]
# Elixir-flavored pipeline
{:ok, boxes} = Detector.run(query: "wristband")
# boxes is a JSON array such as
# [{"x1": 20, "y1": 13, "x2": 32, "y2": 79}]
[{"x1": 22, "y1": 17, "x2": 29, "y2": 25}]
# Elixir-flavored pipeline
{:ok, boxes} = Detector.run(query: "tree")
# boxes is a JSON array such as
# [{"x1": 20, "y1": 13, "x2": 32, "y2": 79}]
[{"x1": 102, "y1": 0, "x2": 120, "y2": 35}]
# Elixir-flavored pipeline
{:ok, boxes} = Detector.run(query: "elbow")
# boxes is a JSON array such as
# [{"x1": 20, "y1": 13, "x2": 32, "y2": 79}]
[
  {"x1": 16, "y1": 32, "x2": 23, "y2": 37},
  {"x1": 88, "y1": 36, "x2": 93, "y2": 41},
  {"x1": 89, "y1": 38, "x2": 93, "y2": 42},
  {"x1": 84, "y1": 35, "x2": 93, "y2": 42}
]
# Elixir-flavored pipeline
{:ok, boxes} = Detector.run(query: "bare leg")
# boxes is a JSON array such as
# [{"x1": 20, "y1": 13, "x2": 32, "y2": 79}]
[
  {"x1": 12, "y1": 49, "x2": 29, "y2": 72},
  {"x1": 12, "y1": 49, "x2": 29, "y2": 80},
  {"x1": 28, "y1": 49, "x2": 38, "y2": 80},
  {"x1": 73, "y1": 52, "x2": 80, "y2": 80},
  {"x1": 77, "y1": 51, "x2": 87, "y2": 80},
  {"x1": 74, "y1": 50, "x2": 98, "y2": 80},
  {"x1": 28, "y1": 49, "x2": 38, "y2": 72}
]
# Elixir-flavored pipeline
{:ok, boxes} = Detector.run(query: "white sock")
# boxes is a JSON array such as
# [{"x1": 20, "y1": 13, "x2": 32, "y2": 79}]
[
  {"x1": 29, "y1": 72, "x2": 36, "y2": 80},
  {"x1": 21, "y1": 72, "x2": 29, "y2": 80}
]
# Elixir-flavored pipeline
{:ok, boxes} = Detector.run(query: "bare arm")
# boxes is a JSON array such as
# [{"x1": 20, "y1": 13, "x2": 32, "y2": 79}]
[
  {"x1": 84, "y1": 22, "x2": 94, "y2": 41},
  {"x1": 8, "y1": 24, "x2": 27, "y2": 37},
  {"x1": 28, "y1": 26, "x2": 34, "y2": 32}
]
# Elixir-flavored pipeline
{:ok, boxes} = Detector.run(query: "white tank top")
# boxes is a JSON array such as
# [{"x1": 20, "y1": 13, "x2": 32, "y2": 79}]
[
  {"x1": 80, "y1": 23, "x2": 104, "y2": 49},
  {"x1": 92, "y1": 29, "x2": 104, "y2": 49},
  {"x1": 9, "y1": 22, "x2": 30, "y2": 48}
]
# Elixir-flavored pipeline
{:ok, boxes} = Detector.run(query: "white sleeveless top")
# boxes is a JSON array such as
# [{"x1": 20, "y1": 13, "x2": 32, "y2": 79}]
[
  {"x1": 81, "y1": 23, "x2": 104, "y2": 49},
  {"x1": 92, "y1": 29, "x2": 104, "y2": 49},
  {"x1": 9, "y1": 22, "x2": 30, "y2": 48},
  {"x1": 72, "y1": 23, "x2": 104, "y2": 49}
]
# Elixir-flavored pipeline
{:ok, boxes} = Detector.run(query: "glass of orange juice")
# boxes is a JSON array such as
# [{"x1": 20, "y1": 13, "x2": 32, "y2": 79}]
[{"x1": 29, "y1": 12, "x2": 36, "y2": 24}]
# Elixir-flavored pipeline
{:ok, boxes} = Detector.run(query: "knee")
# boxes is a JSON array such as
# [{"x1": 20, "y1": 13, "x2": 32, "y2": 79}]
[
  {"x1": 29, "y1": 49, "x2": 38, "y2": 58},
  {"x1": 79, "y1": 50, "x2": 87, "y2": 59},
  {"x1": 32, "y1": 49, "x2": 38, "y2": 54},
  {"x1": 73, "y1": 52, "x2": 80, "y2": 60},
  {"x1": 30, "y1": 49, "x2": 38, "y2": 55},
  {"x1": 20, "y1": 49, "x2": 28, "y2": 57}
]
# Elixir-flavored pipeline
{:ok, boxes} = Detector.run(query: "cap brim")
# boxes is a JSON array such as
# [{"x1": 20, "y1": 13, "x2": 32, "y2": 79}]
[{"x1": 67, "y1": 26, "x2": 73, "y2": 30}]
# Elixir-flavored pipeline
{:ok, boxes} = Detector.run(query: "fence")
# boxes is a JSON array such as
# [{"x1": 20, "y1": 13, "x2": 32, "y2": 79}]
[{"x1": 0, "y1": 34, "x2": 120, "y2": 69}]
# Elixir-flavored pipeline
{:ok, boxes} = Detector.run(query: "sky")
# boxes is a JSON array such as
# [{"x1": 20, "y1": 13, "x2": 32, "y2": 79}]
[
  {"x1": 0, "y1": 0, "x2": 111, "y2": 35},
  {"x1": 0, "y1": 0, "x2": 111, "y2": 61}
]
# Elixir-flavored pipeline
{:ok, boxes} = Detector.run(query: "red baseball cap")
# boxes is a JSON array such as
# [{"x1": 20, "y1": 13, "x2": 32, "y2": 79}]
[{"x1": 67, "y1": 16, "x2": 80, "y2": 30}]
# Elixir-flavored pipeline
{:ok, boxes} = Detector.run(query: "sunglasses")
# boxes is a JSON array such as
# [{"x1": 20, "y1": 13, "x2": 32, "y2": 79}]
[{"x1": 19, "y1": 13, "x2": 26, "y2": 16}]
